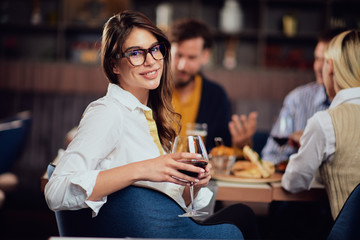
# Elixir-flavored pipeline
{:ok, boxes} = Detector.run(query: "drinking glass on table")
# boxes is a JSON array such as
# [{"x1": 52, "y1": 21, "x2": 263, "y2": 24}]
[
  {"x1": 185, "y1": 123, "x2": 208, "y2": 145},
  {"x1": 171, "y1": 135, "x2": 209, "y2": 217},
  {"x1": 271, "y1": 116, "x2": 293, "y2": 163}
]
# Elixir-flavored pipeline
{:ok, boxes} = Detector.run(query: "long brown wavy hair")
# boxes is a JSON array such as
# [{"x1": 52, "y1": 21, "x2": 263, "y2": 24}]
[{"x1": 101, "y1": 10, "x2": 180, "y2": 152}]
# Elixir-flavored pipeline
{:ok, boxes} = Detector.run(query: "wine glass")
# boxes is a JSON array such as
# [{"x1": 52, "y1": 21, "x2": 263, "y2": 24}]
[
  {"x1": 185, "y1": 123, "x2": 208, "y2": 145},
  {"x1": 271, "y1": 116, "x2": 293, "y2": 163},
  {"x1": 171, "y1": 135, "x2": 209, "y2": 217}
]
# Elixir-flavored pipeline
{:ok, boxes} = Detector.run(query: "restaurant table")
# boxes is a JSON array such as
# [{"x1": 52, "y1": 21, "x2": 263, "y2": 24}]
[
  {"x1": 42, "y1": 171, "x2": 327, "y2": 204},
  {"x1": 216, "y1": 181, "x2": 273, "y2": 203},
  {"x1": 41, "y1": 148, "x2": 327, "y2": 203},
  {"x1": 214, "y1": 174, "x2": 327, "y2": 203}
]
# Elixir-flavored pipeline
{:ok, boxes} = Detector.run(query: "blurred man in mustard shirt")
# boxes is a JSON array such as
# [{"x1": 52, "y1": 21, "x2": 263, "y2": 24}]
[{"x1": 168, "y1": 18, "x2": 257, "y2": 151}]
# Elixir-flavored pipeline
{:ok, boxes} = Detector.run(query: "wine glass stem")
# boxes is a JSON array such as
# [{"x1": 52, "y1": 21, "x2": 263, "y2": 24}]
[
  {"x1": 277, "y1": 145, "x2": 285, "y2": 163},
  {"x1": 190, "y1": 183, "x2": 195, "y2": 212}
]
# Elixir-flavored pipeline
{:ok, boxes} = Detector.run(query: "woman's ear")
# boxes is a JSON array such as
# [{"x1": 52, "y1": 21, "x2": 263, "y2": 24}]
[
  {"x1": 112, "y1": 59, "x2": 120, "y2": 74},
  {"x1": 328, "y1": 59, "x2": 334, "y2": 75},
  {"x1": 323, "y1": 58, "x2": 336, "y2": 99},
  {"x1": 329, "y1": 58, "x2": 342, "y2": 93},
  {"x1": 323, "y1": 58, "x2": 334, "y2": 80}
]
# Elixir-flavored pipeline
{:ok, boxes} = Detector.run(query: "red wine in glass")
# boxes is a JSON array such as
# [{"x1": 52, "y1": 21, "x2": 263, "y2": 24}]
[
  {"x1": 272, "y1": 116, "x2": 293, "y2": 163},
  {"x1": 178, "y1": 159, "x2": 208, "y2": 177},
  {"x1": 171, "y1": 135, "x2": 209, "y2": 217},
  {"x1": 272, "y1": 136, "x2": 289, "y2": 146}
]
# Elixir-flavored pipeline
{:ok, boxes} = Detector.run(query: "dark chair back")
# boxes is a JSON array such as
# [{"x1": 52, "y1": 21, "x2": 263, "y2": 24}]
[
  {"x1": 327, "y1": 183, "x2": 360, "y2": 240},
  {"x1": 47, "y1": 164, "x2": 243, "y2": 239},
  {"x1": 253, "y1": 131, "x2": 269, "y2": 154},
  {"x1": 0, "y1": 111, "x2": 31, "y2": 174}
]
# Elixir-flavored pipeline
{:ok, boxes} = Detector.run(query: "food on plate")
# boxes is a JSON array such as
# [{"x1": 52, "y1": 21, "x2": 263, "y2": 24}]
[
  {"x1": 209, "y1": 144, "x2": 235, "y2": 157},
  {"x1": 231, "y1": 145, "x2": 275, "y2": 178},
  {"x1": 209, "y1": 141, "x2": 236, "y2": 175},
  {"x1": 232, "y1": 160, "x2": 254, "y2": 171},
  {"x1": 233, "y1": 165, "x2": 262, "y2": 178},
  {"x1": 243, "y1": 145, "x2": 271, "y2": 178},
  {"x1": 209, "y1": 137, "x2": 242, "y2": 158},
  {"x1": 232, "y1": 160, "x2": 275, "y2": 178}
]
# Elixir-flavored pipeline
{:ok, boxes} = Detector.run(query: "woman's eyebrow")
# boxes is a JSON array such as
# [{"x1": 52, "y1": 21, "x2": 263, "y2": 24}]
[
  {"x1": 123, "y1": 46, "x2": 141, "y2": 52},
  {"x1": 123, "y1": 42, "x2": 160, "y2": 52}
]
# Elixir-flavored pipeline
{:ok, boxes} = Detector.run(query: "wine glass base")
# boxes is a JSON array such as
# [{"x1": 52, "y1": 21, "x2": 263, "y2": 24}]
[{"x1": 178, "y1": 211, "x2": 209, "y2": 218}]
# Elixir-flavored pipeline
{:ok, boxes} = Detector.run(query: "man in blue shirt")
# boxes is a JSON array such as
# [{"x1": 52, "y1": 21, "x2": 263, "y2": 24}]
[
  {"x1": 262, "y1": 28, "x2": 348, "y2": 240},
  {"x1": 262, "y1": 28, "x2": 347, "y2": 164}
]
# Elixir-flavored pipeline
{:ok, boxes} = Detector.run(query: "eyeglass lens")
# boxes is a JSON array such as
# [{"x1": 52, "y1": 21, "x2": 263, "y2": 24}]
[{"x1": 126, "y1": 43, "x2": 166, "y2": 66}]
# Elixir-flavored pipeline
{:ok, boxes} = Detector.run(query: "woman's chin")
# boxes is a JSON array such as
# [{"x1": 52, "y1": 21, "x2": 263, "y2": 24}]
[{"x1": 147, "y1": 79, "x2": 161, "y2": 90}]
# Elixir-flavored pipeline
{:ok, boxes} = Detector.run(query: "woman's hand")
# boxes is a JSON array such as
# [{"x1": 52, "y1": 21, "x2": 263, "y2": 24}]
[
  {"x1": 194, "y1": 161, "x2": 212, "y2": 188},
  {"x1": 90, "y1": 152, "x2": 207, "y2": 202},
  {"x1": 136, "y1": 153, "x2": 211, "y2": 207},
  {"x1": 137, "y1": 152, "x2": 206, "y2": 186}
]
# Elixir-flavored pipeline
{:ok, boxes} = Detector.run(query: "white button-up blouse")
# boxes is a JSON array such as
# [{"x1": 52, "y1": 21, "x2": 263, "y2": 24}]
[
  {"x1": 45, "y1": 83, "x2": 212, "y2": 216},
  {"x1": 282, "y1": 87, "x2": 360, "y2": 193}
]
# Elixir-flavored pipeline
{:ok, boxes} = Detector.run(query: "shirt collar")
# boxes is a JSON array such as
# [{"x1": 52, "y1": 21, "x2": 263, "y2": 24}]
[
  {"x1": 314, "y1": 84, "x2": 330, "y2": 107},
  {"x1": 106, "y1": 83, "x2": 151, "y2": 112},
  {"x1": 330, "y1": 87, "x2": 360, "y2": 109}
]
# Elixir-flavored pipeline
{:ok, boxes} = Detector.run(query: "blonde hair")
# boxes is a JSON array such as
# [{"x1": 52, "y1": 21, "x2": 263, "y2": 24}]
[{"x1": 324, "y1": 30, "x2": 360, "y2": 89}]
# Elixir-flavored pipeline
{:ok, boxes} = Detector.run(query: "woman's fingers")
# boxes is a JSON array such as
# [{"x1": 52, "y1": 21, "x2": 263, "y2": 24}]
[
  {"x1": 171, "y1": 152, "x2": 202, "y2": 160},
  {"x1": 146, "y1": 152, "x2": 211, "y2": 186},
  {"x1": 170, "y1": 152, "x2": 210, "y2": 184}
]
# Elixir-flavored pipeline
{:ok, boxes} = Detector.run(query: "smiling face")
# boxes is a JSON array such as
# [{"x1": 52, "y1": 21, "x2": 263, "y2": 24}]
[
  {"x1": 171, "y1": 37, "x2": 210, "y2": 88},
  {"x1": 113, "y1": 27, "x2": 164, "y2": 104},
  {"x1": 313, "y1": 41, "x2": 328, "y2": 85}
]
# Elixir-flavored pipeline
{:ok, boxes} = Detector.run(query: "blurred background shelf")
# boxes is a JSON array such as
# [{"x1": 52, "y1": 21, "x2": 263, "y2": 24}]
[{"x1": 1, "y1": 0, "x2": 359, "y2": 67}]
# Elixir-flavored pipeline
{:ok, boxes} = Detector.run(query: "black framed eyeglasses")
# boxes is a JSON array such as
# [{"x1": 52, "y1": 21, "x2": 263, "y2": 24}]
[{"x1": 116, "y1": 42, "x2": 167, "y2": 66}]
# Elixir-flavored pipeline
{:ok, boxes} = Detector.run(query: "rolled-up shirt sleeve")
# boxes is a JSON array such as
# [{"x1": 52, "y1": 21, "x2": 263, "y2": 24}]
[
  {"x1": 282, "y1": 112, "x2": 332, "y2": 193},
  {"x1": 44, "y1": 101, "x2": 122, "y2": 216},
  {"x1": 45, "y1": 154, "x2": 112, "y2": 216}
]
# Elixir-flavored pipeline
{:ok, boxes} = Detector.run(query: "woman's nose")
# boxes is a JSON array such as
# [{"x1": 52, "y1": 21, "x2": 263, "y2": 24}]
[{"x1": 144, "y1": 52, "x2": 156, "y2": 65}]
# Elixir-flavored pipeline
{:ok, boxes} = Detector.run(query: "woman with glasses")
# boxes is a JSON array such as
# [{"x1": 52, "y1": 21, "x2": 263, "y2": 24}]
[{"x1": 45, "y1": 11, "x2": 214, "y2": 220}]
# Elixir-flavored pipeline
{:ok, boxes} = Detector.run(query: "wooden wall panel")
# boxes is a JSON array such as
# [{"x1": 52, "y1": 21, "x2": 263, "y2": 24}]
[{"x1": 0, "y1": 61, "x2": 108, "y2": 94}]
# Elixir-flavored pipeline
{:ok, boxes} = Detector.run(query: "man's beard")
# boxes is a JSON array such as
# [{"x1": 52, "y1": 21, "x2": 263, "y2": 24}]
[{"x1": 175, "y1": 75, "x2": 195, "y2": 89}]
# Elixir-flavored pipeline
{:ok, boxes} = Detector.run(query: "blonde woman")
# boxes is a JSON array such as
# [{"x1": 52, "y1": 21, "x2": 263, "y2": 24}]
[{"x1": 282, "y1": 29, "x2": 360, "y2": 220}]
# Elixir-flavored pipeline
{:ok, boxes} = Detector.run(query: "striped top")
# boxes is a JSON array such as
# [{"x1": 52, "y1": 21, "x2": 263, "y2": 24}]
[{"x1": 262, "y1": 82, "x2": 330, "y2": 164}]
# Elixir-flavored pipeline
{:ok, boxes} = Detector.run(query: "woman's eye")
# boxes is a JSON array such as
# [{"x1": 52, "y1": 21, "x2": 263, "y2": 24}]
[
  {"x1": 152, "y1": 45, "x2": 160, "y2": 52},
  {"x1": 129, "y1": 50, "x2": 143, "y2": 57}
]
